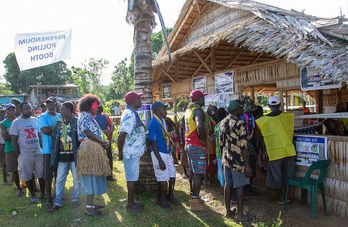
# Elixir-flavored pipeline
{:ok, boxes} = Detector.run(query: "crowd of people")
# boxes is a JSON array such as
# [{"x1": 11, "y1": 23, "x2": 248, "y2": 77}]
[{"x1": 0, "y1": 88, "x2": 297, "y2": 221}]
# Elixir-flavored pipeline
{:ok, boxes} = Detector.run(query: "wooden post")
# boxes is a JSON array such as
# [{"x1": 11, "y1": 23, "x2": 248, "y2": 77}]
[
  {"x1": 173, "y1": 96, "x2": 178, "y2": 126},
  {"x1": 250, "y1": 87, "x2": 255, "y2": 102},
  {"x1": 193, "y1": 51, "x2": 213, "y2": 75},
  {"x1": 211, "y1": 46, "x2": 216, "y2": 75},
  {"x1": 285, "y1": 91, "x2": 288, "y2": 111},
  {"x1": 278, "y1": 90, "x2": 284, "y2": 111}
]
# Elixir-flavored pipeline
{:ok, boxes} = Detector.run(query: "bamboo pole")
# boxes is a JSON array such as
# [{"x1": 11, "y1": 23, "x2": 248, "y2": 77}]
[
  {"x1": 278, "y1": 90, "x2": 284, "y2": 111},
  {"x1": 225, "y1": 49, "x2": 244, "y2": 70},
  {"x1": 191, "y1": 52, "x2": 212, "y2": 77},
  {"x1": 211, "y1": 46, "x2": 216, "y2": 74},
  {"x1": 193, "y1": 50, "x2": 213, "y2": 75},
  {"x1": 285, "y1": 90, "x2": 288, "y2": 111},
  {"x1": 159, "y1": 67, "x2": 176, "y2": 83},
  {"x1": 250, "y1": 86, "x2": 255, "y2": 102}
]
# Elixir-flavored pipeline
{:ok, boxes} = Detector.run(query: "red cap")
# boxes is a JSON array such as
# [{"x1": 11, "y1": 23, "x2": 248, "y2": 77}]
[
  {"x1": 125, "y1": 91, "x2": 143, "y2": 104},
  {"x1": 190, "y1": 89, "x2": 207, "y2": 101}
]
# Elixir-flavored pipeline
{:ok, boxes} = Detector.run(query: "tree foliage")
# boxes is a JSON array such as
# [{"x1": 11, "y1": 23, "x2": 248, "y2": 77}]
[
  {"x1": 69, "y1": 58, "x2": 109, "y2": 100},
  {"x1": 3, "y1": 52, "x2": 71, "y2": 94},
  {"x1": 104, "y1": 28, "x2": 171, "y2": 100},
  {"x1": 152, "y1": 28, "x2": 172, "y2": 60},
  {"x1": 108, "y1": 57, "x2": 134, "y2": 100}
]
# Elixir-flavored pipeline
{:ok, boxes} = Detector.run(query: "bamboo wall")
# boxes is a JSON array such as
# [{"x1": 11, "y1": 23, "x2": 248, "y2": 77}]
[
  {"x1": 154, "y1": 61, "x2": 301, "y2": 101},
  {"x1": 322, "y1": 86, "x2": 348, "y2": 113},
  {"x1": 153, "y1": 74, "x2": 216, "y2": 100},
  {"x1": 295, "y1": 136, "x2": 348, "y2": 217},
  {"x1": 254, "y1": 136, "x2": 348, "y2": 217},
  {"x1": 234, "y1": 61, "x2": 300, "y2": 89}
]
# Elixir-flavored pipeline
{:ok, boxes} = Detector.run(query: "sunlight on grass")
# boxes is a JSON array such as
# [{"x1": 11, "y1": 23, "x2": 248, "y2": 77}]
[
  {"x1": 102, "y1": 192, "x2": 111, "y2": 205},
  {"x1": 114, "y1": 210, "x2": 123, "y2": 222},
  {"x1": 181, "y1": 202, "x2": 210, "y2": 227}
]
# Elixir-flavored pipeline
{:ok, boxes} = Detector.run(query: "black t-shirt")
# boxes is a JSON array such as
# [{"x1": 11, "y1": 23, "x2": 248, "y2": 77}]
[{"x1": 59, "y1": 122, "x2": 74, "y2": 162}]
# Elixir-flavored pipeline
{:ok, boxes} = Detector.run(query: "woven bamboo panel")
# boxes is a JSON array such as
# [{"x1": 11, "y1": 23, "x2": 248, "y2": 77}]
[
  {"x1": 277, "y1": 78, "x2": 301, "y2": 90},
  {"x1": 294, "y1": 137, "x2": 348, "y2": 217},
  {"x1": 235, "y1": 62, "x2": 300, "y2": 86}
]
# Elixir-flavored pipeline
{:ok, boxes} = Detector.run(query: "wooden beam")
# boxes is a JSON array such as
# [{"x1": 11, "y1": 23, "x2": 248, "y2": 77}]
[
  {"x1": 157, "y1": 62, "x2": 173, "y2": 81},
  {"x1": 191, "y1": 52, "x2": 212, "y2": 77},
  {"x1": 225, "y1": 49, "x2": 244, "y2": 69},
  {"x1": 159, "y1": 67, "x2": 176, "y2": 83},
  {"x1": 211, "y1": 46, "x2": 216, "y2": 73},
  {"x1": 193, "y1": 51, "x2": 213, "y2": 75},
  {"x1": 251, "y1": 53, "x2": 262, "y2": 64},
  {"x1": 169, "y1": 3, "x2": 195, "y2": 48}
]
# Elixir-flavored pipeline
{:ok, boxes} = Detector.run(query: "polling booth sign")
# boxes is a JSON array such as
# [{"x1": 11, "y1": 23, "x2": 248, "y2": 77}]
[
  {"x1": 293, "y1": 134, "x2": 328, "y2": 167},
  {"x1": 14, "y1": 29, "x2": 72, "y2": 71}
]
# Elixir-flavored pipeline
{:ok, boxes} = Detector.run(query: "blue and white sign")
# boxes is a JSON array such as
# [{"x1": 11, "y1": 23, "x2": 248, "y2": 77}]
[
  {"x1": 293, "y1": 135, "x2": 327, "y2": 167},
  {"x1": 301, "y1": 67, "x2": 341, "y2": 91},
  {"x1": 15, "y1": 29, "x2": 72, "y2": 71}
]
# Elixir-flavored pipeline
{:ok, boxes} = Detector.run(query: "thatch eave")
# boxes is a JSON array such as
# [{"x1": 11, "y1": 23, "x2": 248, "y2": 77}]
[{"x1": 153, "y1": 0, "x2": 348, "y2": 83}]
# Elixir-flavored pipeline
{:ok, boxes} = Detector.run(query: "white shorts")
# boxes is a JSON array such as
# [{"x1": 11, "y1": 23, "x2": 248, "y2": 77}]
[{"x1": 151, "y1": 152, "x2": 176, "y2": 182}]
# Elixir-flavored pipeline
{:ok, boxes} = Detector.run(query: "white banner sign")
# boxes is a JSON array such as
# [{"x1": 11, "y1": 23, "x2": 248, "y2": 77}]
[{"x1": 15, "y1": 29, "x2": 72, "y2": 71}]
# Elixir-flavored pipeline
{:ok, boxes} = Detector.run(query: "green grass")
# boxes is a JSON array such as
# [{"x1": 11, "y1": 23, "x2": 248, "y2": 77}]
[{"x1": 0, "y1": 158, "x2": 243, "y2": 227}]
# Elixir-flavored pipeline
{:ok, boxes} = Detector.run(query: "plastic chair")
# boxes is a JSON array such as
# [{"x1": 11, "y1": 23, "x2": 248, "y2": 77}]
[{"x1": 284, "y1": 159, "x2": 331, "y2": 219}]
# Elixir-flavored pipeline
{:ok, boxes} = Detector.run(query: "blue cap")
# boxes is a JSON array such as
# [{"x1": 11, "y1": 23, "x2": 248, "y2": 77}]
[
  {"x1": 5, "y1": 103, "x2": 16, "y2": 110},
  {"x1": 152, "y1": 101, "x2": 169, "y2": 111}
]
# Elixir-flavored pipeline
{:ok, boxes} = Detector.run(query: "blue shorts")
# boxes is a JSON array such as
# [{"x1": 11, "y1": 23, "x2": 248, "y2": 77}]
[
  {"x1": 224, "y1": 166, "x2": 249, "y2": 188},
  {"x1": 186, "y1": 144, "x2": 206, "y2": 175},
  {"x1": 124, "y1": 157, "x2": 140, "y2": 182}
]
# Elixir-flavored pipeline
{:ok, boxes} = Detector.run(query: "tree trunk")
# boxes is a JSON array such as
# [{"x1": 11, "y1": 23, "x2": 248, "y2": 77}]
[
  {"x1": 128, "y1": 0, "x2": 157, "y2": 192},
  {"x1": 130, "y1": 0, "x2": 155, "y2": 104}
]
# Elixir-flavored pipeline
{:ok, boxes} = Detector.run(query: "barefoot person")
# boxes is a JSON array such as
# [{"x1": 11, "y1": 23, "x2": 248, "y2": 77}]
[
  {"x1": 10, "y1": 102, "x2": 44, "y2": 204},
  {"x1": 117, "y1": 91, "x2": 146, "y2": 213},
  {"x1": 76, "y1": 94, "x2": 111, "y2": 217},
  {"x1": 148, "y1": 102, "x2": 179, "y2": 209},
  {"x1": 1, "y1": 104, "x2": 22, "y2": 196},
  {"x1": 51, "y1": 102, "x2": 80, "y2": 211},
  {"x1": 219, "y1": 100, "x2": 253, "y2": 221},
  {"x1": 185, "y1": 89, "x2": 208, "y2": 211}
]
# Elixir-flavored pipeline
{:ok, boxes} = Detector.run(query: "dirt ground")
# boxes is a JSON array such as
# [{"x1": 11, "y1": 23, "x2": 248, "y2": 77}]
[{"x1": 175, "y1": 166, "x2": 348, "y2": 227}]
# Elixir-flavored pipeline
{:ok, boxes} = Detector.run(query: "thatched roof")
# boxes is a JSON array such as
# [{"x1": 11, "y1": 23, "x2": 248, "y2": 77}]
[{"x1": 153, "y1": 0, "x2": 348, "y2": 83}]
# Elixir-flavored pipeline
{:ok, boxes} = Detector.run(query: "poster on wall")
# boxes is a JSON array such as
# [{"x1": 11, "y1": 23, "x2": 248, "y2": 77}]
[
  {"x1": 205, "y1": 93, "x2": 232, "y2": 109},
  {"x1": 215, "y1": 71, "x2": 234, "y2": 94},
  {"x1": 293, "y1": 135, "x2": 327, "y2": 167},
  {"x1": 162, "y1": 83, "x2": 171, "y2": 100},
  {"x1": 193, "y1": 76, "x2": 207, "y2": 93},
  {"x1": 301, "y1": 67, "x2": 341, "y2": 91}
]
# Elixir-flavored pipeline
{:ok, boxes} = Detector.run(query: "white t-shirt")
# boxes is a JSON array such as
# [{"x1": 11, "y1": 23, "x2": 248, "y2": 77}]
[
  {"x1": 112, "y1": 106, "x2": 121, "y2": 116},
  {"x1": 9, "y1": 116, "x2": 42, "y2": 153}
]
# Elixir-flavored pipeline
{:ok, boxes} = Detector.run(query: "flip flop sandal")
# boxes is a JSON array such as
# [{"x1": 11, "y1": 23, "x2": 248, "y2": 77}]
[{"x1": 236, "y1": 212, "x2": 256, "y2": 222}]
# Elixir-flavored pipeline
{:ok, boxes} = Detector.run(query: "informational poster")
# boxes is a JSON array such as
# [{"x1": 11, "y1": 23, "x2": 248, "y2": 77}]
[
  {"x1": 293, "y1": 135, "x2": 327, "y2": 167},
  {"x1": 15, "y1": 29, "x2": 72, "y2": 71},
  {"x1": 162, "y1": 83, "x2": 171, "y2": 100},
  {"x1": 215, "y1": 71, "x2": 234, "y2": 94},
  {"x1": 205, "y1": 93, "x2": 231, "y2": 109},
  {"x1": 301, "y1": 67, "x2": 341, "y2": 91},
  {"x1": 193, "y1": 76, "x2": 207, "y2": 93}
]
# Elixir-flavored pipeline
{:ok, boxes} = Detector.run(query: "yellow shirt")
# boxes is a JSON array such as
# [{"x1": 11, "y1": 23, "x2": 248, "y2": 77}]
[{"x1": 256, "y1": 112, "x2": 296, "y2": 161}]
